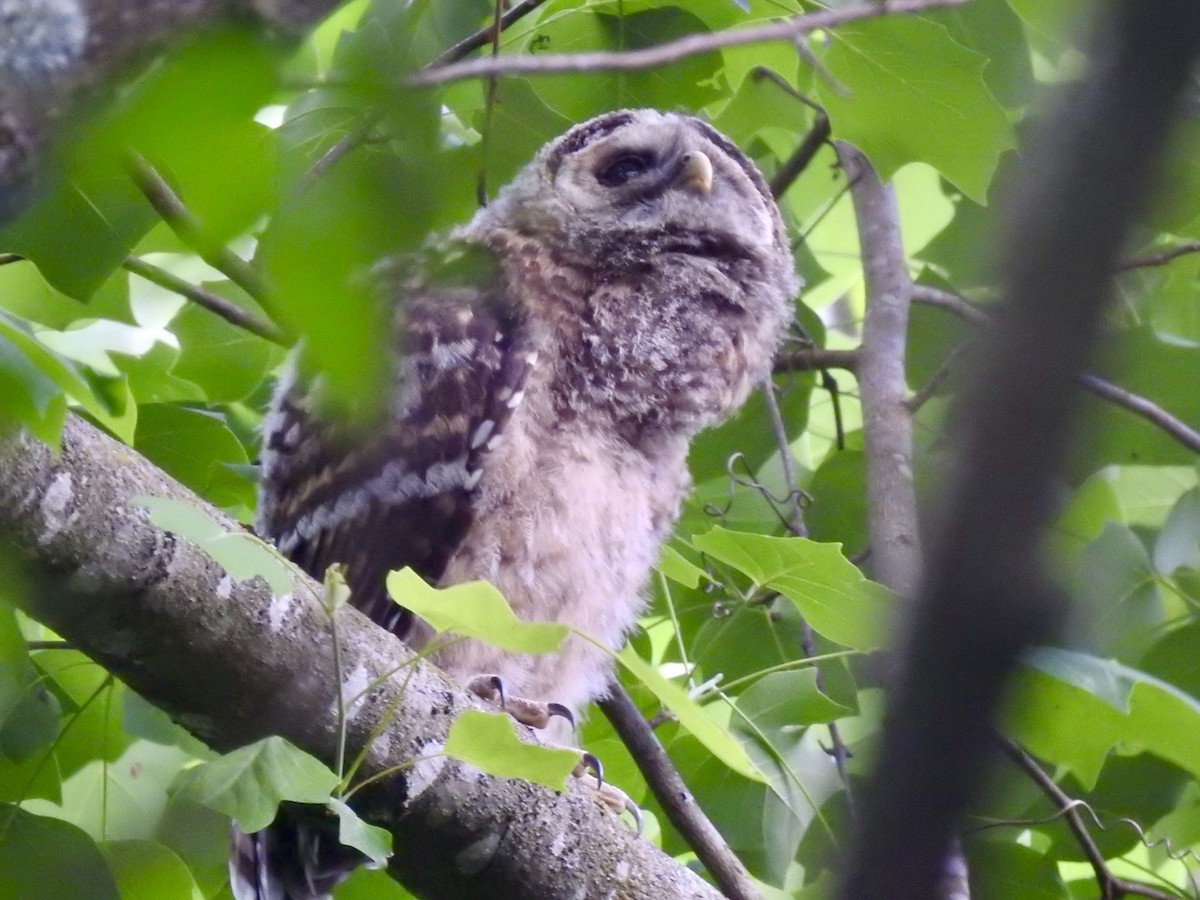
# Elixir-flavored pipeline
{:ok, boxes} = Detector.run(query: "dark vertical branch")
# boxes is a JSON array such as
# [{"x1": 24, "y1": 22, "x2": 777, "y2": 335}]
[{"x1": 837, "y1": 3, "x2": 1200, "y2": 899}]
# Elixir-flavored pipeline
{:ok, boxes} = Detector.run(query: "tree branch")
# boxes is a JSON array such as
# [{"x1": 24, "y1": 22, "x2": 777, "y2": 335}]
[
  {"x1": 122, "y1": 256, "x2": 289, "y2": 346},
  {"x1": 599, "y1": 683, "x2": 760, "y2": 900},
  {"x1": 430, "y1": 0, "x2": 554, "y2": 68},
  {"x1": 837, "y1": 2, "x2": 1200, "y2": 898},
  {"x1": 912, "y1": 286, "x2": 1200, "y2": 455},
  {"x1": 1076, "y1": 373, "x2": 1200, "y2": 455},
  {"x1": 837, "y1": 142, "x2": 922, "y2": 599},
  {"x1": 838, "y1": 142, "x2": 970, "y2": 900},
  {"x1": 0, "y1": 416, "x2": 720, "y2": 900},
  {"x1": 1117, "y1": 240, "x2": 1200, "y2": 271},
  {"x1": 997, "y1": 737, "x2": 1179, "y2": 900},
  {"x1": 410, "y1": 0, "x2": 967, "y2": 86},
  {"x1": 773, "y1": 347, "x2": 858, "y2": 374},
  {"x1": 126, "y1": 152, "x2": 270, "y2": 303},
  {"x1": 771, "y1": 112, "x2": 832, "y2": 200}
]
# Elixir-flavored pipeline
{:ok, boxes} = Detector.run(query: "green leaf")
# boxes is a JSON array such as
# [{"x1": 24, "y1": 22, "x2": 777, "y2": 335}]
[
  {"x1": 688, "y1": 372, "x2": 815, "y2": 485},
  {"x1": 0, "y1": 260, "x2": 130, "y2": 330},
  {"x1": 657, "y1": 546, "x2": 705, "y2": 588},
  {"x1": 0, "y1": 313, "x2": 95, "y2": 445},
  {"x1": 443, "y1": 710, "x2": 579, "y2": 791},
  {"x1": 170, "y1": 290, "x2": 275, "y2": 404},
  {"x1": 386, "y1": 568, "x2": 568, "y2": 654},
  {"x1": 0, "y1": 160, "x2": 157, "y2": 300},
  {"x1": 1069, "y1": 523, "x2": 1161, "y2": 659},
  {"x1": 1155, "y1": 488, "x2": 1200, "y2": 575},
  {"x1": 0, "y1": 684, "x2": 61, "y2": 763},
  {"x1": 171, "y1": 736, "x2": 339, "y2": 833},
  {"x1": 132, "y1": 405, "x2": 254, "y2": 510},
  {"x1": 0, "y1": 608, "x2": 58, "y2": 764},
  {"x1": 616, "y1": 646, "x2": 762, "y2": 782},
  {"x1": 327, "y1": 798, "x2": 392, "y2": 867},
  {"x1": 1146, "y1": 253, "x2": 1200, "y2": 346},
  {"x1": 138, "y1": 496, "x2": 294, "y2": 596},
  {"x1": 805, "y1": 447, "x2": 868, "y2": 554},
  {"x1": 99, "y1": 839, "x2": 203, "y2": 900},
  {"x1": 733, "y1": 670, "x2": 851, "y2": 734},
  {"x1": 818, "y1": 16, "x2": 1015, "y2": 203},
  {"x1": 691, "y1": 527, "x2": 893, "y2": 651},
  {"x1": 965, "y1": 839, "x2": 1068, "y2": 900},
  {"x1": 30, "y1": 651, "x2": 129, "y2": 785},
  {"x1": 1008, "y1": 648, "x2": 1200, "y2": 789},
  {"x1": 0, "y1": 805, "x2": 120, "y2": 900}
]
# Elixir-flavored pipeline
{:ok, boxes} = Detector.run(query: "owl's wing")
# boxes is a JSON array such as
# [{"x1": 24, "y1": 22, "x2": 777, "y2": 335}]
[{"x1": 257, "y1": 246, "x2": 533, "y2": 637}]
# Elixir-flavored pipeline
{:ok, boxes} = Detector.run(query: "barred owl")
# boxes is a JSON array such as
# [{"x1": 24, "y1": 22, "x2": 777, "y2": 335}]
[{"x1": 237, "y1": 108, "x2": 798, "y2": 899}]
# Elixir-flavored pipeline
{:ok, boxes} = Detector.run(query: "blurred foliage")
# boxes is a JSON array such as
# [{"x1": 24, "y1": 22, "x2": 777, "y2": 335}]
[{"x1": 1, "y1": 0, "x2": 1200, "y2": 898}]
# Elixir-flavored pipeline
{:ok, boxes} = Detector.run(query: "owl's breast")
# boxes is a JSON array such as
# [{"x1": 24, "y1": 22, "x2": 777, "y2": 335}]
[{"x1": 422, "y1": 389, "x2": 691, "y2": 715}]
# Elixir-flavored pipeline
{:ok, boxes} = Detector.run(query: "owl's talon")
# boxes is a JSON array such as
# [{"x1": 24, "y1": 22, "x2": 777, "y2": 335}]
[
  {"x1": 546, "y1": 702, "x2": 575, "y2": 729},
  {"x1": 577, "y1": 751, "x2": 603, "y2": 788},
  {"x1": 576, "y1": 766, "x2": 642, "y2": 834},
  {"x1": 465, "y1": 674, "x2": 574, "y2": 731}
]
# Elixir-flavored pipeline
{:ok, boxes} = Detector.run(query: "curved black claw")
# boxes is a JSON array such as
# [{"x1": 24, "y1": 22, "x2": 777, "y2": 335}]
[
  {"x1": 488, "y1": 675, "x2": 506, "y2": 707},
  {"x1": 624, "y1": 797, "x2": 644, "y2": 836},
  {"x1": 580, "y1": 752, "x2": 604, "y2": 789},
  {"x1": 546, "y1": 702, "x2": 575, "y2": 729}
]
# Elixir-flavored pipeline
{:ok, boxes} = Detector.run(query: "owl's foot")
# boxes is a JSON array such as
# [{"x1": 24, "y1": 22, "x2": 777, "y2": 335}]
[
  {"x1": 464, "y1": 675, "x2": 642, "y2": 831},
  {"x1": 575, "y1": 754, "x2": 643, "y2": 833},
  {"x1": 465, "y1": 674, "x2": 574, "y2": 730}
]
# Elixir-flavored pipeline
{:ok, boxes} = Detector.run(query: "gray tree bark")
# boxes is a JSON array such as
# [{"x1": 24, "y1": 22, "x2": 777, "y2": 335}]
[
  {"x1": 0, "y1": 0, "x2": 342, "y2": 222},
  {"x1": 0, "y1": 415, "x2": 720, "y2": 900}
]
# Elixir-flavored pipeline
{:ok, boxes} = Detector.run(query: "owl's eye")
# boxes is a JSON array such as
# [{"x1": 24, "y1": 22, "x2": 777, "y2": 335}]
[{"x1": 595, "y1": 152, "x2": 655, "y2": 187}]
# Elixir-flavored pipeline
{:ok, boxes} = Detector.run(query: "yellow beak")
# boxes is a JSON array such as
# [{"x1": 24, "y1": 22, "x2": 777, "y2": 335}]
[{"x1": 678, "y1": 151, "x2": 713, "y2": 194}]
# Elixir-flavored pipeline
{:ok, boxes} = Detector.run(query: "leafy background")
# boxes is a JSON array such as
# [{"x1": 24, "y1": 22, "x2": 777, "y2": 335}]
[{"x1": 3, "y1": 0, "x2": 1200, "y2": 897}]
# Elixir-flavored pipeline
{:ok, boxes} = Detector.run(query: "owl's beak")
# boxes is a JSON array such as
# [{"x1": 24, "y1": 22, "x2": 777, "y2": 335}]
[{"x1": 678, "y1": 151, "x2": 713, "y2": 194}]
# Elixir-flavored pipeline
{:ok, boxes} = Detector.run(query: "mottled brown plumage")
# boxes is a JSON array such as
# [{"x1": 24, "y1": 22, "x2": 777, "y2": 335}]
[{"x1": 239, "y1": 109, "x2": 797, "y2": 899}]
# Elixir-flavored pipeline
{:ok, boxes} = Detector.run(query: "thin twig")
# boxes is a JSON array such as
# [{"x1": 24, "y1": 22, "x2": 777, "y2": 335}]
[
  {"x1": 298, "y1": 0, "x2": 554, "y2": 193},
  {"x1": 774, "y1": 347, "x2": 858, "y2": 374},
  {"x1": 763, "y1": 379, "x2": 808, "y2": 537},
  {"x1": 771, "y1": 112, "x2": 832, "y2": 199},
  {"x1": 910, "y1": 285, "x2": 989, "y2": 325},
  {"x1": 1118, "y1": 240, "x2": 1200, "y2": 270},
  {"x1": 122, "y1": 256, "x2": 289, "y2": 346},
  {"x1": 126, "y1": 152, "x2": 270, "y2": 303},
  {"x1": 429, "y1": 0, "x2": 553, "y2": 68},
  {"x1": 476, "y1": 0, "x2": 505, "y2": 206},
  {"x1": 598, "y1": 683, "x2": 760, "y2": 900},
  {"x1": 412, "y1": 0, "x2": 968, "y2": 86},
  {"x1": 749, "y1": 67, "x2": 837, "y2": 198},
  {"x1": 912, "y1": 285, "x2": 1200, "y2": 454},
  {"x1": 25, "y1": 640, "x2": 71, "y2": 651},
  {"x1": 1078, "y1": 373, "x2": 1200, "y2": 454},
  {"x1": 905, "y1": 342, "x2": 970, "y2": 413},
  {"x1": 998, "y1": 737, "x2": 1180, "y2": 900},
  {"x1": 297, "y1": 110, "x2": 383, "y2": 195}
]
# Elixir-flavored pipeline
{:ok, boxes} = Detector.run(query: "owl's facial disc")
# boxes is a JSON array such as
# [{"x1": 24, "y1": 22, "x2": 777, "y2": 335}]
[{"x1": 542, "y1": 110, "x2": 777, "y2": 253}]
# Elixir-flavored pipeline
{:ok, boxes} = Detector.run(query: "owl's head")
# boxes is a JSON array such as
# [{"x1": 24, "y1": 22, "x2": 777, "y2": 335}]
[
  {"x1": 463, "y1": 110, "x2": 798, "y2": 441},
  {"x1": 471, "y1": 109, "x2": 791, "y2": 271}
]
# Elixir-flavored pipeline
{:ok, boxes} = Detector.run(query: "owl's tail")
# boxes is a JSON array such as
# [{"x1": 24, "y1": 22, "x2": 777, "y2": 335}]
[{"x1": 230, "y1": 810, "x2": 366, "y2": 900}]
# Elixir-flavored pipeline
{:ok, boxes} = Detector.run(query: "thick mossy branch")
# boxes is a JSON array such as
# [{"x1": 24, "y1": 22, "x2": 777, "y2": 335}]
[{"x1": 0, "y1": 415, "x2": 719, "y2": 900}]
